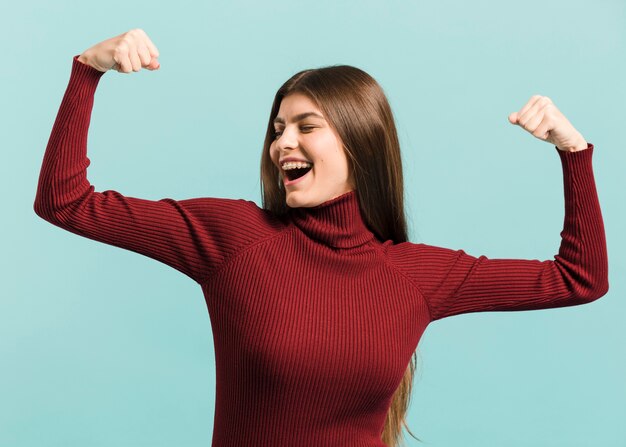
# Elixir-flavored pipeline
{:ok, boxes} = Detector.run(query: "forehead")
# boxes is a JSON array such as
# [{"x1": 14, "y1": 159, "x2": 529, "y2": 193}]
[
  {"x1": 280, "y1": 92, "x2": 318, "y2": 109},
  {"x1": 274, "y1": 93, "x2": 325, "y2": 124}
]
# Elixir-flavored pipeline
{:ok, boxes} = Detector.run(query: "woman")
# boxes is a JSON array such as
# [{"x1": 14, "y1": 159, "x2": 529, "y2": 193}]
[{"x1": 34, "y1": 29, "x2": 608, "y2": 447}]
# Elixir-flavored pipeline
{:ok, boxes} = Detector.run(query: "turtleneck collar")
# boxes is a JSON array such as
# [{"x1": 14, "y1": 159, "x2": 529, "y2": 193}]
[{"x1": 287, "y1": 190, "x2": 377, "y2": 249}]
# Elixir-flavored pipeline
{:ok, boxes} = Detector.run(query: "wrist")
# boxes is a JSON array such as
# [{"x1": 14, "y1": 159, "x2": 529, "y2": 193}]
[
  {"x1": 567, "y1": 141, "x2": 589, "y2": 152},
  {"x1": 77, "y1": 53, "x2": 89, "y2": 65},
  {"x1": 558, "y1": 136, "x2": 588, "y2": 152}
]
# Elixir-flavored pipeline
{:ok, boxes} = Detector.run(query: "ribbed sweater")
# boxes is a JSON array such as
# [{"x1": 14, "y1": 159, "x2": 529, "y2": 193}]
[{"x1": 34, "y1": 55, "x2": 609, "y2": 447}]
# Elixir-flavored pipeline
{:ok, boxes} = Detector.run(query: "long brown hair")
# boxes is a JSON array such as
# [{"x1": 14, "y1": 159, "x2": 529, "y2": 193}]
[{"x1": 259, "y1": 64, "x2": 422, "y2": 446}]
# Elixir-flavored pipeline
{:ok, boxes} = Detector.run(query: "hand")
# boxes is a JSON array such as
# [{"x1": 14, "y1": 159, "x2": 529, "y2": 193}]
[
  {"x1": 77, "y1": 28, "x2": 160, "y2": 74},
  {"x1": 508, "y1": 95, "x2": 588, "y2": 152}
]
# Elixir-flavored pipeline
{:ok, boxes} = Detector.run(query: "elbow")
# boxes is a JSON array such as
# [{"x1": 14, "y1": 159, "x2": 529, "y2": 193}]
[
  {"x1": 33, "y1": 196, "x2": 62, "y2": 224},
  {"x1": 557, "y1": 260, "x2": 610, "y2": 303},
  {"x1": 33, "y1": 196, "x2": 53, "y2": 222},
  {"x1": 33, "y1": 197, "x2": 48, "y2": 220},
  {"x1": 591, "y1": 278, "x2": 610, "y2": 301},
  {"x1": 580, "y1": 277, "x2": 609, "y2": 303}
]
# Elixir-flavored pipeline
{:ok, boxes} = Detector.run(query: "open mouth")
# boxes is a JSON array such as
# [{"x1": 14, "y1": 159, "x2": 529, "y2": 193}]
[{"x1": 284, "y1": 166, "x2": 313, "y2": 181}]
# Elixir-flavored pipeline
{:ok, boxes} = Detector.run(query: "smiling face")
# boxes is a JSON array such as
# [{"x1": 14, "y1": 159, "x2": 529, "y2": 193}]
[{"x1": 269, "y1": 93, "x2": 356, "y2": 208}]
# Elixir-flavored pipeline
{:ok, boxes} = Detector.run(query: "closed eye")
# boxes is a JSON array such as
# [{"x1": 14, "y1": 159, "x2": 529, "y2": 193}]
[{"x1": 273, "y1": 126, "x2": 315, "y2": 139}]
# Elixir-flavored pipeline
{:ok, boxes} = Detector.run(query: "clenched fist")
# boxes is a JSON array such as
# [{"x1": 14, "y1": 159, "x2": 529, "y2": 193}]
[
  {"x1": 508, "y1": 95, "x2": 588, "y2": 152},
  {"x1": 77, "y1": 28, "x2": 160, "y2": 74}
]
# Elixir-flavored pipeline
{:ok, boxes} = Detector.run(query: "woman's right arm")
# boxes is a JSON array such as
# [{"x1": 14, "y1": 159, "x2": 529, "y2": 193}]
[{"x1": 34, "y1": 30, "x2": 280, "y2": 285}]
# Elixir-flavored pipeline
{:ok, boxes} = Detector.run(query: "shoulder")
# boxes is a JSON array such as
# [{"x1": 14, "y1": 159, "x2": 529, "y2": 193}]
[
  {"x1": 385, "y1": 240, "x2": 464, "y2": 277},
  {"x1": 177, "y1": 196, "x2": 289, "y2": 236}
]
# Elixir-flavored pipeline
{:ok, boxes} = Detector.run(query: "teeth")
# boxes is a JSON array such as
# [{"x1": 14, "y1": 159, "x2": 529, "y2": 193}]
[{"x1": 282, "y1": 161, "x2": 312, "y2": 170}]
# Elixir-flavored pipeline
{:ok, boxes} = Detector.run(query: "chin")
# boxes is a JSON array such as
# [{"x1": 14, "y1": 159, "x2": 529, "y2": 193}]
[{"x1": 285, "y1": 191, "x2": 318, "y2": 209}]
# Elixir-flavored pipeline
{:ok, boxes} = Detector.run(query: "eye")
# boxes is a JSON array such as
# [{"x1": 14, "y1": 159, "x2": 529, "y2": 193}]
[{"x1": 272, "y1": 126, "x2": 315, "y2": 139}]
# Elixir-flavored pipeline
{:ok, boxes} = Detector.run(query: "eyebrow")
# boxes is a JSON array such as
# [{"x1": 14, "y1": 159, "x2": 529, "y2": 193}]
[{"x1": 273, "y1": 112, "x2": 325, "y2": 125}]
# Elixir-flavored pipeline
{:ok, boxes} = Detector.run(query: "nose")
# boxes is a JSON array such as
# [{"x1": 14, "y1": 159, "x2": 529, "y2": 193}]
[{"x1": 276, "y1": 126, "x2": 298, "y2": 152}]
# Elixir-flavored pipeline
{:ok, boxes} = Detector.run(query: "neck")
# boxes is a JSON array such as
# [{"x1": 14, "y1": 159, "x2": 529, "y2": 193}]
[{"x1": 288, "y1": 190, "x2": 376, "y2": 248}]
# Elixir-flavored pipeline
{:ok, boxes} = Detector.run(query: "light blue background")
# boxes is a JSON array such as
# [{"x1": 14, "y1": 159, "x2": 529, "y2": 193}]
[{"x1": 2, "y1": 0, "x2": 624, "y2": 446}]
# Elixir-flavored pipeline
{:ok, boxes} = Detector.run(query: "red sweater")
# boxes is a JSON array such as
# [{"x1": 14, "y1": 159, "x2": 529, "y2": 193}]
[{"x1": 34, "y1": 55, "x2": 609, "y2": 447}]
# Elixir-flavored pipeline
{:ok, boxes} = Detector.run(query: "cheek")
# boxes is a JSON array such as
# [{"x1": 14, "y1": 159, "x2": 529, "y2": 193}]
[{"x1": 268, "y1": 145, "x2": 278, "y2": 164}]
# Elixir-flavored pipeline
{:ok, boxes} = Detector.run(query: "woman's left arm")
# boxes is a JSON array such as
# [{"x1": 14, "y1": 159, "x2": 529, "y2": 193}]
[{"x1": 393, "y1": 96, "x2": 608, "y2": 322}]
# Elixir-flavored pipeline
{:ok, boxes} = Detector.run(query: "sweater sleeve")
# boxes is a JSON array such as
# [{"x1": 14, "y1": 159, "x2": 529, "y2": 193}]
[
  {"x1": 391, "y1": 143, "x2": 609, "y2": 323},
  {"x1": 34, "y1": 55, "x2": 280, "y2": 286}
]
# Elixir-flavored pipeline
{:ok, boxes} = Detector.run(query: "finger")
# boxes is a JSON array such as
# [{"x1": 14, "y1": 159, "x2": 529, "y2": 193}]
[
  {"x1": 137, "y1": 44, "x2": 151, "y2": 67},
  {"x1": 515, "y1": 95, "x2": 543, "y2": 125},
  {"x1": 524, "y1": 107, "x2": 545, "y2": 135},
  {"x1": 128, "y1": 44, "x2": 142, "y2": 72},
  {"x1": 519, "y1": 96, "x2": 550, "y2": 127},
  {"x1": 509, "y1": 95, "x2": 541, "y2": 124},
  {"x1": 532, "y1": 114, "x2": 553, "y2": 140},
  {"x1": 114, "y1": 42, "x2": 131, "y2": 73},
  {"x1": 144, "y1": 35, "x2": 160, "y2": 59},
  {"x1": 146, "y1": 57, "x2": 160, "y2": 70},
  {"x1": 118, "y1": 53, "x2": 132, "y2": 73}
]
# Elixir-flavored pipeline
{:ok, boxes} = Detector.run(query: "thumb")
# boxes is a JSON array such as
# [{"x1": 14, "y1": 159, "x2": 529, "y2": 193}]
[
  {"x1": 508, "y1": 112, "x2": 518, "y2": 124},
  {"x1": 146, "y1": 58, "x2": 160, "y2": 70}
]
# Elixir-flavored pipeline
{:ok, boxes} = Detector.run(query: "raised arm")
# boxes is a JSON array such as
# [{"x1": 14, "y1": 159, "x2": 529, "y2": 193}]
[
  {"x1": 34, "y1": 30, "x2": 282, "y2": 286},
  {"x1": 390, "y1": 96, "x2": 609, "y2": 322}
]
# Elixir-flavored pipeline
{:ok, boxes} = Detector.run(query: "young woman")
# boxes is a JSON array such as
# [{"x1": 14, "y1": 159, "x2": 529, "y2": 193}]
[{"x1": 34, "y1": 29, "x2": 608, "y2": 447}]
